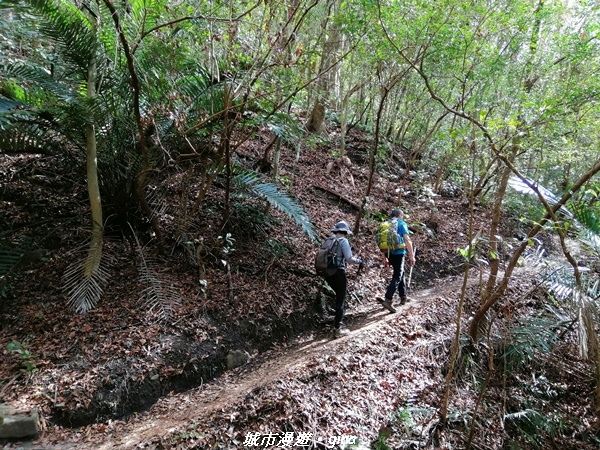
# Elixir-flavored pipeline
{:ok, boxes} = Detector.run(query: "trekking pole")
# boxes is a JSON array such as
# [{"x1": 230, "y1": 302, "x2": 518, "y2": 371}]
[
  {"x1": 407, "y1": 245, "x2": 416, "y2": 288},
  {"x1": 348, "y1": 258, "x2": 367, "y2": 304}
]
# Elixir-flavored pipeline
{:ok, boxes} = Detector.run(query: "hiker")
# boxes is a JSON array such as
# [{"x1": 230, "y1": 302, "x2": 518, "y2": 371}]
[
  {"x1": 379, "y1": 208, "x2": 415, "y2": 313},
  {"x1": 324, "y1": 221, "x2": 364, "y2": 337}
]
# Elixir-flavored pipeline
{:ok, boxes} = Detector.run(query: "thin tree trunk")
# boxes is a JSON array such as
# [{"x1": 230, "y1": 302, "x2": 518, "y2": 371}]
[
  {"x1": 220, "y1": 84, "x2": 234, "y2": 231},
  {"x1": 353, "y1": 78, "x2": 398, "y2": 234},
  {"x1": 85, "y1": 47, "x2": 103, "y2": 278},
  {"x1": 483, "y1": 155, "x2": 515, "y2": 299},
  {"x1": 306, "y1": 0, "x2": 341, "y2": 133},
  {"x1": 273, "y1": 137, "x2": 281, "y2": 178},
  {"x1": 406, "y1": 111, "x2": 448, "y2": 173},
  {"x1": 338, "y1": 82, "x2": 363, "y2": 157},
  {"x1": 440, "y1": 184, "x2": 475, "y2": 422}
]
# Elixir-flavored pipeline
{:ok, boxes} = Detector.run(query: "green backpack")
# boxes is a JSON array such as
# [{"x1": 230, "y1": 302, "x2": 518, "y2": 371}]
[{"x1": 376, "y1": 219, "x2": 406, "y2": 252}]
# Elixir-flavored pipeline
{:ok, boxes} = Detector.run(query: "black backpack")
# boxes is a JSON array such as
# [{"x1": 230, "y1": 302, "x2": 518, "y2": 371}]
[{"x1": 314, "y1": 236, "x2": 341, "y2": 278}]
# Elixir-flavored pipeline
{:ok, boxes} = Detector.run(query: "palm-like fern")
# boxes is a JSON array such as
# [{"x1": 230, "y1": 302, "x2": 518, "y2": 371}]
[
  {"x1": 508, "y1": 175, "x2": 600, "y2": 360},
  {"x1": 504, "y1": 311, "x2": 572, "y2": 370},
  {"x1": 2, "y1": 0, "x2": 111, "y2": 314},
  {"x1": 137, "y1": 254, "x2": 182, "y2": 322},
  {"x1": 233, "y1": 170, "x2": 318, "y2": 242},
  {"x1": 62, "y1": 241, "x2": 111, "y2": 314},
  {"x1": 507, "y1": 176, "x2": 574, "y2": 221}
]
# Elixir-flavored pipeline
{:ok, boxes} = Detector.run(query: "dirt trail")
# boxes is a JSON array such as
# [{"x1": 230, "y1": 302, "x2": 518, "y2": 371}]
[{"x1": 48, "y1": 277, "x2": 460, "y2": 450}]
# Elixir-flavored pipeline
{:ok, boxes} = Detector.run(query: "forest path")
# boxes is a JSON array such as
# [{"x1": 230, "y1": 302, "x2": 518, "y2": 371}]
[{"x1": 53, "y1": 273, "x2": 464, "y2": 450}]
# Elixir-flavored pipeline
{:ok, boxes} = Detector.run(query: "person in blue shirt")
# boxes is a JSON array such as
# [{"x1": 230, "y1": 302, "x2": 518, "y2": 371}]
[
  {"x1": 325, "y1": 221, "x2": 364, "y2": 337},
  {"x1": 379, "y1": 209, "x2": 415, "y2": 313}
]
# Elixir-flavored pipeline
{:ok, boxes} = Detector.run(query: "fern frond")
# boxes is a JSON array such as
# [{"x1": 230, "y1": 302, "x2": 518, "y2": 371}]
[
  {"x1": 0, "y1": 127, "x2": 47, "y2": 154},
  {"x1": 62, "y1": 240, "x2": 110, "y2": 314},
  {"x1": 176, "y1": 71, "x2": 213, "y2": 99},
  {"x1": 541, "y1": 265, "x2": 594, "y2": 302},
  {"x1": 504, "y1": 308, "x2": 571, "y2": 371},
  {"x1": 265, "y1": 112, "x2": 303, "y2": 144},
  {"x1": 10, "y1": 0, "x2": 99, "y2": 73},
  {"x1": 4, "y1": 64, "x2": 74, "y2": 101},
  {"x1": 504, "y1": 408, "x2": 544, "y2": 422},
  {"x1": 572, "y1": 203, "x2": 600, "y2": 233},
  {"x1": 137, "y1": 254, "x2": 182, "y2": 322},
  {"x1": 539, "y1": 265, "x2": 600, "y2": 359},
  {"x1": 572, "y1": 203, "x2": 600, "y2": 258},
  {"x1": 0, "y1": 241, "x2": 26, "y2": 278},
  {"x1": 508, "y1": 176, "x2": 574, "y2": 220},
  {"x1": 0, "y1": 97, "x2": 29, "y2": 129},
  {"x1": 233, "y1": 171, "x2": 318, "y2": 242}
]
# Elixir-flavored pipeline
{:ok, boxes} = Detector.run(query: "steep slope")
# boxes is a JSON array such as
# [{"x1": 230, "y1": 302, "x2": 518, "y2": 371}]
[{"x1": 2, "y1": 126, "x2": 597, "y2": 449}]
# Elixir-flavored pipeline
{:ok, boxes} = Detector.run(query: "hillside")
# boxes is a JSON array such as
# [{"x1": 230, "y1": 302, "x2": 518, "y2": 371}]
[{"x1": 1, "y1": 125, "x2": 598, "y2": 449}]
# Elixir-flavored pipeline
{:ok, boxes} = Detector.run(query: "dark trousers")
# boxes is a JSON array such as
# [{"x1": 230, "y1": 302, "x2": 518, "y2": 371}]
[
  {"x1": 325, "y1": 269, "x2": 347, "y2": 329},
  {"x1": 385, "y1": 253, "x2": 406, "y2": 300}
]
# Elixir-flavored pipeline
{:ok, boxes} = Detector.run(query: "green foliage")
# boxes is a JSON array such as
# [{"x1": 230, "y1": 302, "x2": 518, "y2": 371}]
[
  {"x1": 503, "y1": 312, "x2": 569, "y2": 370},
  {"x1": 504, "y1": 405, "x2": 567, "y2": 448},
  {"x1": 226, "y1": 201, "x2": 281, "y2": 243},
  {"x1": 368, "y1": 210, "x2": 389, "y2": 223},
  {"x1": 372, "y1": 433, "x2": 392, "y2": 450},
  {"x1": 503, "y1": 191, "x2": 546, "y2": 230},
  {"x1": 6, "y1": 340, "x2": 38, "y2": 374},
  {"x1": 171, "y1": 422, "x2": 205, "y2": 442},
  {"x1": 266, "y1": 112, "x2": 304, "y2": 146},
  {"x1": 507, "y1": 176, "x2": 575, "y2": 222},
  {"x1": 393, "y1": 405, "x2": 436, "y2": 438},
  {"x1": 262, "y1": 239, "x2": 288, "y2": 260},
  {"x1": 233, "y1": 170, "x2": 318, "y2": 243}
]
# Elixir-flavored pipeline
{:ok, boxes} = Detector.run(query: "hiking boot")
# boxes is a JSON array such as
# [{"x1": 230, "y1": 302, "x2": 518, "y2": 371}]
[
  {"x1": 333, "y1": 327, "x2": 350, "y2": 338},
  {"x1": 400, "y1": 296, "x2": 408, "y2": 305},
  {"x1": 378, "y1": 297, "x2": 396, "y2": 313}
]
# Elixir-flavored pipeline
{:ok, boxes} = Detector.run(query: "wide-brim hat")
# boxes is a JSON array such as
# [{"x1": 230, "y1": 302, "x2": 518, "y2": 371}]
[{"x1": 331, "y1": 221, "x2": 352, "y2": 235}]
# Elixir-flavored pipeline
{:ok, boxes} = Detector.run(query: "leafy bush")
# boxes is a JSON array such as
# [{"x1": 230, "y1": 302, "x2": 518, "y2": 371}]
[{"x1": 6, "y1": 340, "x2": 38, "y2": 374}]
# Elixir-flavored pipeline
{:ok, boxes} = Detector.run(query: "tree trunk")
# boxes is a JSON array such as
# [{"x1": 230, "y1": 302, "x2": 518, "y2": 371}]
[
  {"x1": 338, "y1": 82, "x2": 363, "y2": 156},
  {"x1": 306, "y1": 103, "x2": 326, "y2": 133},
  {"x1": 85, "y1": 58, "x2": 103, "y2": 275},
  {"x1": 103, "y1": 0, "x2": 164, "y2": 253},
  {"x1": 483, "y1": 154, "x2": 515, "y2": 299},
  {"x1": 306, "y1": 0, "x2": 342, "y2": 134},
  {"x1": 353, "y1": 81, "x2": 395, "y2": 234}
]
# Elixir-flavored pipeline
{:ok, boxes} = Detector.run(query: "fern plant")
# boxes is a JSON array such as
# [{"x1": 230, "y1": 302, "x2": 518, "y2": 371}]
[
  {"x1": 2, "y1": 1, "x2": 319, "y2": 317},
  {"x1": 507, "y1": 175, "x2": 600, "y2": 425},
  {"x1": 503, "y1": 312, "x2": 571, "y2": 371},
  {"x1": 1, "y1": 0, "x2": 184, "y2": 313},
  {"x1": 137, "y1": 253, "x2": 182, "y2": 322},
  {"x1": 1, "y1": 0, "x2": 114, "y2": 314},
  {"x1": 232, "y1": 170, "x2": 318, "y2": 243},
  {"x1": 0, "y1": 240, "x2": 27, "y2": 300}
]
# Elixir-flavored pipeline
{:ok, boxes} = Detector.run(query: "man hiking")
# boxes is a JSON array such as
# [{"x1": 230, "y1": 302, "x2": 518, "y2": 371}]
[{"x1": 377, "y1": 208, "x2": 415, "y2": 313}]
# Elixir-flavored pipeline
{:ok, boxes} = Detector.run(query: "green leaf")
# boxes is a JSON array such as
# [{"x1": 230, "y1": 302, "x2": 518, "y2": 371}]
[{"x1": 233, "y1": 170, "x2": 318, "y2": 242}]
